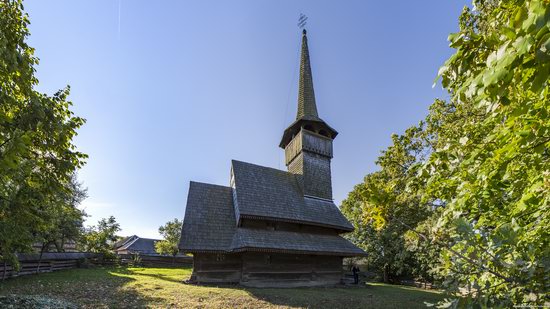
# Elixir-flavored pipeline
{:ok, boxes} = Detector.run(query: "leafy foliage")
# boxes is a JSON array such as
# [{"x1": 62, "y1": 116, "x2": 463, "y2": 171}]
[
  {"x1": 81, "y1": 216, "x2": 120, "y2": 255},
  {"x1": 421, "y1": 0, "x2": 550, "y2": 306},
  {"x1": 342, "y1": 125, "x2": 434, "y2": 283},
  {"x1": 34, "y1": 175, "x2": 88, "y2": 254},
  {"x1": 344, "y1": 0, "x2": 549, "y2": 306},
  {"x1": 155, "y1": 218, "x2": 182, "y2": 257},
  {"x1": 0, "y1": 0, "x2": 87, "y2": 268}
]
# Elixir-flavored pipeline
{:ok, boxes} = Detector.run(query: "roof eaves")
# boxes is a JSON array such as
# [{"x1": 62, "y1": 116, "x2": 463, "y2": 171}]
[
  {"x1": 232, "y1": 247, "x2": 366, "y2": 257},
  {"x1": 239, "y1": 214, "x2": 353, "y2": 232}
]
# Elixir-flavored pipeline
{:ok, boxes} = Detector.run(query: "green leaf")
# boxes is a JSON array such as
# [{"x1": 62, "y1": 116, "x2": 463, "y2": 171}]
[
  {"x1": 501, "y1": 27, "x2": 517, "y2": 40},
  {"x1": 513, "y1": 36, "x2": 534, "y2": 55}
]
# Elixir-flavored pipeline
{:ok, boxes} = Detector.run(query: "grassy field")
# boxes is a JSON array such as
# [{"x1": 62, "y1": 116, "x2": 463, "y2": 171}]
[{"x1": 0, "y1": 266, "x2": 444, "y2": 308}]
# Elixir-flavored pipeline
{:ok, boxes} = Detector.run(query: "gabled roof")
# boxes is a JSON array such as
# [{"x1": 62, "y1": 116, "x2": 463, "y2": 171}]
[
  {"x1": 231, "y1": 160, "x2": 353, "y2": 231},
  {"x1": 179, "y1": 182, "x2": 236, "y2": 252},
  {"x1": 179, "y1": 179, "x2": 365, "y2": 256},
  {"x1": 117, "y1": 237, "x2": 160, "y2": 254},
  {"x1": 231, "y1": 228, "x2": 366, "y2": 257},
  {"x1": 114, "y1": 235, "x2": 138, "y2": 249}
]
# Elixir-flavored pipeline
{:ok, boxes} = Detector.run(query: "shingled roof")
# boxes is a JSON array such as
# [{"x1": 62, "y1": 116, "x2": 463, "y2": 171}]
[
  {"x1": 297, "y1": 29, "x2": 319, "y2": 120},
  {"x1": 231, "y1": 160, "x2": 353, "y2": 231},
  {"x1": 179, "y1": 182, "x2": 236, "y2": 252},
  {"x1": 279, "y1": 30, "x2": 337, "y2": 148},
  {"x1": 179, "y1": 166, "x2": 364, "y2": 256},
  {"x1": 231, "y1": 229, "x2": 365, "y2": 256},
  {"x1": 116, "y1": 236, "x2": 160, "y2": 255}
]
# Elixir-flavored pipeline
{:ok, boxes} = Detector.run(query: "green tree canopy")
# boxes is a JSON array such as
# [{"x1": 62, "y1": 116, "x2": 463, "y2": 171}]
[
  {"x1": 34, "y1": 175, "x2": 88, "y2": 254},
  {"x1": 155, "y1": 218, "x2": 182, "y2": 257},
  {"x1": 81, "y1": 216, "x2": 120, "y2": 255},
  {"x1": 0, "y1": 0, "x2": 87, "y2": 268},
  {"x1": 343, "y1": 0, "x2": 549, "y2": 306},
  {"x1": 420, "y1": 0, "x2": 549, "y2": 305}
]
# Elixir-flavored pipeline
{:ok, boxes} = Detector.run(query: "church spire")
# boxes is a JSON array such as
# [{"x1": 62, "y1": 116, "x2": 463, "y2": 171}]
[
  {"x1": 279, "y1": 29, "x2": 338, "y2": 149},
  {"x1": 296, "y1": 29, "x2": 319, "y2": 120}
]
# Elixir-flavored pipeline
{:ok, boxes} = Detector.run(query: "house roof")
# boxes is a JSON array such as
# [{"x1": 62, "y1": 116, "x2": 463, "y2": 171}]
[
  {"x1": 179, "y1": 177, "x2": 364, "y2": 256},
  {"x1": 117, "y1": 236, "x2": 160, "y2": 254},
  {"x1": 179, "y1": 182, "x2": 236, "y2": 252},
  {"x1": 231, "y1": 228, "x2": 366, "y2": 256},
  {"x1": 114, "y1": 235, "x2": 138, "y2": 249},
  {"x1": 231, "y1": 160, "x2": 353, "y2": 231}
]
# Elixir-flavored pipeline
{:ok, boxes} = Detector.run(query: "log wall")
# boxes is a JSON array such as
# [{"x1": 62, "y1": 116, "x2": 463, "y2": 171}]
[
  {"x1": 241, "y1": 253, "x2": 342, "y2": 287},
  {"x1": 192, "y1": 253, "x2": 242, "y2": 283}
]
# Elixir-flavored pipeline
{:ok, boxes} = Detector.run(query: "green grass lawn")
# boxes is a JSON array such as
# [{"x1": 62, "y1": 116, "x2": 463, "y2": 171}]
[{"x1": 0, "y1": 266, "x2": 444, "y2": 308}]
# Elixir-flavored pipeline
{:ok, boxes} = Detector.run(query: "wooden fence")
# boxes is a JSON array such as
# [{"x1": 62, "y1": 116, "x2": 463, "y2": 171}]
[
  {"x1": 1, "y1": 252, "x2": 193, "y2": 280},
  {"x1": 104, "y1": 254, "x2": 193, "y2": 267},
  {"x1": 1, "y1": 252, "x2": 100, "y2": 279}
]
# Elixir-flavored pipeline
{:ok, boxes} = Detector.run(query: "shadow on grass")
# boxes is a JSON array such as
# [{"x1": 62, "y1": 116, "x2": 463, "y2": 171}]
[
  {"x1": 208, "y1": 282, "x2": 444, "y2": 309},
  {"x1": 0, "y1": 266, "x2": 164, "y2": 308},
  {"x1": 0, "y1": 267, "x2": 444, "y2": 308}
]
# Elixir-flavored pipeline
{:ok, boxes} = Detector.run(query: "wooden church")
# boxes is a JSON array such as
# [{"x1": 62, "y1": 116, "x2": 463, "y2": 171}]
[{"x1": 179, "y1": 29, "x2": 366, "y2": 287}]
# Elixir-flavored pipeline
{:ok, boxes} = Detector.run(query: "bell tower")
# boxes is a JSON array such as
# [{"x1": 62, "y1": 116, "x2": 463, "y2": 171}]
[{"x1": 280, "y1": 30, "x2": 338, "y2": 200}]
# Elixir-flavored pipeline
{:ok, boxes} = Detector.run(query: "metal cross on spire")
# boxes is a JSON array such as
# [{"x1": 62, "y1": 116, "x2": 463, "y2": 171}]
[{"x1": 297, "y1": 13, "x2": 308, "y2": 29}]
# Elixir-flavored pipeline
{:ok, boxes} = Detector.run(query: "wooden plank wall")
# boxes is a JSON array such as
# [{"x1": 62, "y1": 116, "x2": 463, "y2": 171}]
[
  {"x1": 241, "y1": 253, "x2": 342, "y2": 287},
  {"x1": 192, "y1": 252, "x2": 344, "y2": 286},
  {"x1": 193, "y1": 253, "x2": 242, "y2": 283}
]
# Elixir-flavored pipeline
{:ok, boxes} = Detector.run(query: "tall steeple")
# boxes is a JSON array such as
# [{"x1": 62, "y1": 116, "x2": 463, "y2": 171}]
[
  {"x1": 296, "y1": 29, "x2": 319, "y2": 120},
  {"x1": 280, "y1": 29, "x2": 338, "y2": 200},
  {"x1": 279, "y1": 29, "x2": 338, "y2": 149}
]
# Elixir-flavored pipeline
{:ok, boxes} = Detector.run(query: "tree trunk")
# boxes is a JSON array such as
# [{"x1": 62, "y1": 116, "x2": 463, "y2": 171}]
[
  {"x1": 383, "y1": 264, "x2": 390, "y2": 283},
  {"x1": 37, "y1": 243, "x2": 47, "y2": 274},
  {"x1": 55, "y1": 240, "x2": 62, "y2": 253},
  {"x1": 59, "y1": 235, "x2": 67, "y2": 252}
]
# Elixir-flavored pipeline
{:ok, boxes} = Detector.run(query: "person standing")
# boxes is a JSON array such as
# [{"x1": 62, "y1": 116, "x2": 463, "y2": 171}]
[{"x1": 352, "y1": 265, "x2": 360, "y2": 284}]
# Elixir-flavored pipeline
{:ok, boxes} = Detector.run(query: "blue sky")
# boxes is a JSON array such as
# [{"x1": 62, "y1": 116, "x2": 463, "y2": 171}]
[{"x1": 26, "y1": 0, "x2": 468, "y2": 238}]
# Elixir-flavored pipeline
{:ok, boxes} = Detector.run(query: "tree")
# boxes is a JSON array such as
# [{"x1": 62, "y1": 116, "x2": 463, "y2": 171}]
[
  {"x1": 155, "y1": 218, "x2": 182, "y2": 259},
  {"x1": 81, "y1": 216, "x2": 120, "y2": 256},
  {"x1": 341, "y1": 125, "x2": 434, "y2": 283},
  {"x1": 416, "y1": 0, "x2": 549, "y2": 306},
  {"x1": 0, "y1": 0, "x2": 87, "y2": 269},
  {"x1": 344, "y1": 0, "x2": 549, "y2": 306},
  {"x1": 34, "y1": 175, "x2": 88, "y2": 254},
  {"x1": 343, "y1": 0, "x2": 548, "y2": 305}
]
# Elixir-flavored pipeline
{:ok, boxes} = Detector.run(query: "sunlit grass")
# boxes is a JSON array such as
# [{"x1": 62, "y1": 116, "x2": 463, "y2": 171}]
[{"x1": 0, "y1": 266, "x2": 444, "y2": 308}]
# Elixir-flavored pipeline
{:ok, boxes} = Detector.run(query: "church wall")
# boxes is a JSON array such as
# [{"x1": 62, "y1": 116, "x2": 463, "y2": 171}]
[
  {"x1": 288, "y1": 151, "x2": 333, "y2": 200},
  {"x1": 192, "y1": 253, "x2": 242, "y2": 283},
  {"x1": 240, "y1": 253, "x2": 342, "y2": 287},
  {"x1": 285, "y1": 129, "x2": 334, "y2": 200},
  {"x1": 302, "y1": 151, "x2": 332, "y2": 199}
]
